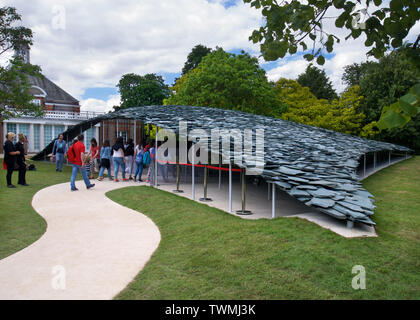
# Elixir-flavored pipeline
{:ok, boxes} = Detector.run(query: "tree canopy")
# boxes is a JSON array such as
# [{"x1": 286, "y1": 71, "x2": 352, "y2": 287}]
[
  {"x1": 297, "y1": 64, "x2": 338, "y2": 101},
  {"x1": 182, "y1": 44, "x2": 212, "y2": 75},
  {"x1": 0, "y1": 7, "x2": 43, "y2": 119},
  {"x1": 116, "y1": 73, "x2": 170, "y2": 110},
  {"x1": 274, "y1": 78, "x2": 376, "y2": 137},
  {"x1": 165, "y1": 48, "x2": 285, "y2": 117}
]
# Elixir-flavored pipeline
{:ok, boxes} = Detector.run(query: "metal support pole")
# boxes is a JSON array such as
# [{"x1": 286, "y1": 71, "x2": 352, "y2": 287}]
[
  {"x1": 374, "y1": 152, "x2": 377, "y2": 169},
  {"x1": 236, "y1": 168, "x2": 252, "y2": 215},
  {"x1": 192, "y1": 143, "x2": 195, "y2": 200},
  {"x1": 363, "y1": 153, "x2": 366, "y2": 177},
  {"x1": 200, "y1": 164, "x2": 212, "y2": 202},
  {"x1": 272, "y1": 183, "x2": 276, "y2": 218},
  {"x1": 268, "y1": 182, "x2": 271, "y2": 200},
  {"x1": 116, "y1": 120, "x2": 119, "y2": 137},
  {"x1": 218, "y1": 154, "x2": 221, "y2": 190},
  {"x1": 229, "y1": 161, "x2": 232, "y2": 213},
  {"x1": 347, "y1": 220, "x2": 354, "y2": 229},
  {"x1": 102, "y1": 121, "x2": 105, "y2": 144},
  {"x1": 389, "y1": 151, "x2": 391, "y2": 165}
]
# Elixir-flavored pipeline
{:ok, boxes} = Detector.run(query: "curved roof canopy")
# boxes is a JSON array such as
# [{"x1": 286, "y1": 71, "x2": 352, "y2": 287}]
[{"x1": 33, "y1": 105, "x2": 412, "y2": 225}]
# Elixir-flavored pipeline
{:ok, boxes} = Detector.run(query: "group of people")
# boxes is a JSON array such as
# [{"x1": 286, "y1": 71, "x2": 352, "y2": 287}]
[
  {"x1": 3, "y1": 132, "x2": 29, "y2": 188},
  {"x1": 66, "y1": 134, "x2": 157, "y2": 191}
]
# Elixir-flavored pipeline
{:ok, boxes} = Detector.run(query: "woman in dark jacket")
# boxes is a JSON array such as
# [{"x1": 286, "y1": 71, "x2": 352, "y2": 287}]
[
  {"x1": 3, "y1": 132, "x2": 20, "y2": 188},
  {"x1": 15, "y1": 133, "x2": 29, "y2": 186}
]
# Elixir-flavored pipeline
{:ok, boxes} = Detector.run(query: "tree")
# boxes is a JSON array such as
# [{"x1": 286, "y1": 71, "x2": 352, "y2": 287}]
[
  {"x1": 297, "y1": 64, "x2": 338, "y2": 101},
  {"x1": 182, "y1": 44, "x2": 212, "y2": 75},
  {"x1": 244, "y1": 0, "x2": 420, "y2": 64},
  {"x1": 165, "y1": 48, "x2": 285, "y2": 117},
  {"x1": 117, "y1": 73, "x2": 170, "y2": 109},
  {"x1": 342, "y1": 61, "x2": 376, "y2": 88},
  {"x1": 274, "y1": 78, "x2": 376, "y2": 137},
  {"x1": 0, "y1": 7, "x2": 43, "y2": 119}
]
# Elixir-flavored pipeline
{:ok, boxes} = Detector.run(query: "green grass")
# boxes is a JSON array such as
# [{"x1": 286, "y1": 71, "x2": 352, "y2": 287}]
[
  {"x1": 0, "y1": 157, "x2": 418, "y2": 299},
  {"x1": 0, "y1": 160, "x2": 72, "y2": 260},
  {"x1": 108, "y1": 157, "x2": 420, "y2": 300}
]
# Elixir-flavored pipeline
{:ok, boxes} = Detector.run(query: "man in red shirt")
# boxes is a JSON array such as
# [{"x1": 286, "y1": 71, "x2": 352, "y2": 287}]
[{"x1": 70, "y1": 134, "x2": 95, "y2": 191}]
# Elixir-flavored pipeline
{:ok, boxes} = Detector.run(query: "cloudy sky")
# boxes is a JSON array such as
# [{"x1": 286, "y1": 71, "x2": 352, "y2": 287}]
[{"x1": 3, "y1": 0, "x2": 419, "y2": 112}]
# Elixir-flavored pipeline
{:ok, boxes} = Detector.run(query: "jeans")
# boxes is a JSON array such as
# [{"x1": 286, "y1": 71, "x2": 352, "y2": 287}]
[
  {"x1": 125, "y1": 156, "x2": 134, "y2": 176},
  {"x1": 99, "y1": 163, "x2": 112, "y2": 180},
  {"x1": 134, "y1": 162, "x2": 143, "y2": 180},
  {"x1": 70, "y1": 164, "x2": 92, "y2": 189},
  {"x1": 56, "y1": 152, "x2": 64, "y2": 171},
  {"x1": 113, "y1": 157, "x2": 125, "y2": 180}
]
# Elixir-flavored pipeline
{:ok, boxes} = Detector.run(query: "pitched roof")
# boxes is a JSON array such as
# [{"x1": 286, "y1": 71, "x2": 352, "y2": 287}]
[{"x1": 28, "y1": 74, "x2": 79, "y2": 105}]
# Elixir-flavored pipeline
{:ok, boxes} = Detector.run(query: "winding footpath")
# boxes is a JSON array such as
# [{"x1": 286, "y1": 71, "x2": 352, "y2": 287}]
[{"x1": 0, "y1": 180, "x2": 161, "y2": 300}]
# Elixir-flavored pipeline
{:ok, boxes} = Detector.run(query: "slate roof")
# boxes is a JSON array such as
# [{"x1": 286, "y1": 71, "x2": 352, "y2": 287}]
[
  {"x1": 28, "y1": 74, "x2": 79, "y2": 105},
  {"x1": 32, "y1": 105, "x2": 412, "y2": 225}
]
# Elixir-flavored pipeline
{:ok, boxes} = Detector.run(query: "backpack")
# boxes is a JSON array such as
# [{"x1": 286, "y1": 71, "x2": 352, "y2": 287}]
[
  {"x1": 142, "y1": 150, "x2": 150, "y2": 166},
  {"x1": 135, "y1": 149, "x2": 143, "y2": 164},
  {"x1": 67, "y1": 144, "x2": 77, "y2": 164}
]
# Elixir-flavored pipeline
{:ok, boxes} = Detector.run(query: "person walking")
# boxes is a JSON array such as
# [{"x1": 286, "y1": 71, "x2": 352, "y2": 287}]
[
  {"x1": 3, "y1": 132, "x2": 20, "y2": 188},
  {"x1": 69, "y1": 134, "x2": 95, "y2": 191},
  {"x1": 52, "y1": 133, "x2": 67, "y2": 172},
  {"x1": 112, "y1": 137, "x2": 128, "y2": 182},
  {"x1": 15, "y1": 133, "x2": 29, "y2": 186},
  {"x1": 133, "y1": 141, "x2": 144, "y2": 182},
  {"x1": 88, "y1": 138, "x2": 99, "y2": 179},
  {"x1": 98, "y1": 140, "x2": 112, "y2": 181},
  {"x1": 146, "y1": 140, "x2": 156, "y2": 184},
  {"x1": 125, "y1": 138, "x2": 135, "y2": 180}
]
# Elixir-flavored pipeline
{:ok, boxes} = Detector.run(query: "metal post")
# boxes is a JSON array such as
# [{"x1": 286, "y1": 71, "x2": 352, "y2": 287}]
[
  {"x1": 272, "y1": 183, "x2": 276, "y2": 218},
  {"x1": 102, "y1": 121, "x2": 105, "y2": 144},
  {"x1": 236, "y1": 168, "x2": 252, "y2": 215},
  {"x1": 116, "y1": 120, "x2": 119, "y2": 137},
  {"x1": 154, "y1": 127, "x2": 158, "y2": 187},
  {"x1": 363, "y1": 153, "x2": 366, "y2": 177},
  {"x1": 218, "y1": 154, "x2": 221, "y2": 189},
  {"x1": 374, "y1": 152, "x2": 377, "y2": 169},
  {"x1": 173, "y1": 162, "x2": 184, "y2": 193},
  {"x1": 192, "y1": 143, "x2": 195, "y2": 200},
  {"x1": 268, "y1": 182, "x2": 271, "y2": 200},
  {"x1": 347, "y1": 220, "x2": 354, "y2": 229},
  {"x1": 389, "y1": 151, "x2": 391, "y2": 165},
  {"x1": 200, "y1": 164, "x2": 212, "y2": 202},
  {"x1": 229, "y1": 161, "x2": 232, "y2": 213}
]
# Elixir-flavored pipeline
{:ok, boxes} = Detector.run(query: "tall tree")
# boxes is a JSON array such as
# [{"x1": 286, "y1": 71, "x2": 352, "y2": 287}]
[
  {"x1": 117, "y1": 73, "x2": 170, "y2": 109},
  {"x1": 166, "y1": 48, "x2": 285, "y2": 117},
  {"x1": 182, "y1": 44, "x2": 212, "y2": 75},
  {"x1": 297, "y1": 65, "x2": 338, "y2": 101},
  {"x1": 342, "y1": 61, "x2": 376, "y2": 89},
  {"x1": 0, "y1": 7, "x2": 43, "y2": 119}
]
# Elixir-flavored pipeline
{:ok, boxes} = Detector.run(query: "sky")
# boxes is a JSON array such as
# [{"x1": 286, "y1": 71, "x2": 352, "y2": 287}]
[{"x1": 2, "y1": 0, "x2": 419, "y2": 113}]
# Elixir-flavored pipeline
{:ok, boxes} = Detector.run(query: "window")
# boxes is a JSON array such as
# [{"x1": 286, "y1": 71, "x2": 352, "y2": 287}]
[
  {"x1": 31, "y1": 99, "x2": 41, "y2": 106},
  {"x1": 44, "y1": 125, "x2": 53, "y2": 145},
  {"x1": 54, "y1": 125, "x2": 64, "y2": 138},
  {"x1": 19, "y1": 124, "x2": 30, "y2": 150},
  {"x1": 85, "y1": 127, "x2": 97, "y2": 147},
  {"x1": 6, "y1": 123, "x2": 17, "y2": 142},
  {"x1": 33, "y1": 124, "x2": 40, "y2": 150}
]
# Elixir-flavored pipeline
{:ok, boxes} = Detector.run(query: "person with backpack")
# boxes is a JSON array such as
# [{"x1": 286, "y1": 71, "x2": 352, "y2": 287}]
[
  {"x1": 124, "y1": 138, "x2": 135, "y2": 180},
  {"x1": 97, "y1": 140, "x2": 112, "y2": 181},
  {"x1": 52, "y1": 133, "x2": 67, "y2": 172},
  {"x1": 133, "y1": 141, "x2": 145, "y2": 182},
  {"x1": 112, "y1": 137, "x2": 128, "y2": 182},
  {"x1": 67, "y1": 134, "x2": 95, "y2": 191}
]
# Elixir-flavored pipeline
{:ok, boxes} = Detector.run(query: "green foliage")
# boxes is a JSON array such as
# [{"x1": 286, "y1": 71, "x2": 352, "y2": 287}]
[
  {"x1": 182, "y1": 44, "x2": 212, "y2": 75},
  {"x1": 165, "y1": 48, "x2": 285, "y2": 117},
  {"x1": 297, "y1": 64, "x2": 338, "y2": 101},
  {"x1": 0, "y1": 7, "x2": 43, "y2": 119},
  {"x1": 274, "y1": 78, "x2": 376, "y2": 136},
  {"x1": 116, "y1": 73, "x2": 170, "y2": 110},
  {"x1": 243, "y1": 0, "x2": 420, "y2": 64}
]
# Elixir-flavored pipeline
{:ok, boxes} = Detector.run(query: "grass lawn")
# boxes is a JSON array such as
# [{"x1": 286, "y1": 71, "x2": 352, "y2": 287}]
[
  {"x1": 108, "y1": 156, "x2": 420, "y2": 300},
  {"x1": 0, "y1": 160, "x2": 72, "y2": 260},
  {"x1": 0, "y1": 157, "x2": 418, "y2": 299}
]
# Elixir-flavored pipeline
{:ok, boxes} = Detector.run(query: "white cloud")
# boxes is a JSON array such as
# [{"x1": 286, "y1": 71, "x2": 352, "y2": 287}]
[{"x1": 80, "y1": 94, "x2": 120, "y2": 113}]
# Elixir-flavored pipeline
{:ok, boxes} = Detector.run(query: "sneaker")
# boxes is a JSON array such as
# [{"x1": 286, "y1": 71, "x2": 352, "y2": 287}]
[
  {"x1": 138, "y1": 179, "x2": 143, "y2": 182},
  {"x1": 87, "y1": 184, "x2": 95, "y2": 190},
  {"x1": 7, "y1": 184, "x2": 16, "y2": 188},
  {"x1": 114, "y1": 179, "x2": 119, "y2": 182},
  {"x1": 146, "y1": 180, "x2": 150, "y2": 183},
  {"x1": 97, "y1": 177, "x2": 104, "y2": 181},
  {"x1": 71, "y1": 187, "x2": 79, "y2": 191},
  {"x1": 19, "y1": 183, "x2": 29, "y2": 186},
  {"x1": 122, "y1": 178, "x2": 129, "y2": 181}
]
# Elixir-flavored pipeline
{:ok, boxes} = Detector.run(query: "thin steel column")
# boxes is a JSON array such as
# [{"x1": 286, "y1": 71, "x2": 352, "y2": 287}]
[
  {"x1": 116, "y1": 120, "x2": 119, "y2": 137},
  {"x1": 102, "y1": 121, "x2": 105, "y2": 144},
  {"x1": 347, "y1": 220, "x2": 354, "y2": 229},
  {"x1": 236, "y1": 168, "x2": 252, "y2": 215},
  {"x1": 173, "y1": 162, "x2": 183, "y2": 193},
  {"x1": 364, "y1": 153, "x2": 366, "y2": 177},
  {"x1": 389, "y1": 151, "x2": 391, "y2": 165},
  {"x1": 192, "y1": 143, "x2": 195, "y2": 200},
  {"x1": 229, "y1": 161, "x2": 232, "y2": 213},
  {"x1": 268, "y1": 182, "x2": 271, "y2": 200},
  {"x1": 272, "y1": 183, "x2": 276, "y2": 218},
  {"x1": 218, "y1": 155, "x2": 221, "y2": 189},
  {"x1": 374, "y1": 152, "x2": 377, "y2": 169}
]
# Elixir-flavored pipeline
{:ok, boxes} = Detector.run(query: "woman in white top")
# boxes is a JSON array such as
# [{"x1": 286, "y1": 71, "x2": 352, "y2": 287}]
[{"x1": 112, "y1": 137, "x2": 127, "y2": 182}]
